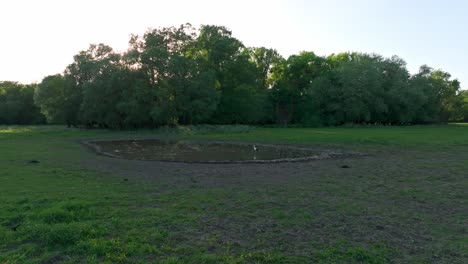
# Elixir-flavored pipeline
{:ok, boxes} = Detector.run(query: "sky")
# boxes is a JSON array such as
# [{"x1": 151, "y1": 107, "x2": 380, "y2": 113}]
[{"x1": 0, "y1": 0, "x2": 466, "y2": 89}]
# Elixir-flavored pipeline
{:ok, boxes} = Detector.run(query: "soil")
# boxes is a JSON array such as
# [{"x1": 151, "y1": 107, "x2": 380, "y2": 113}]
[{"x1": 82, "y1": 139, "x2": 358, "y2": 163}]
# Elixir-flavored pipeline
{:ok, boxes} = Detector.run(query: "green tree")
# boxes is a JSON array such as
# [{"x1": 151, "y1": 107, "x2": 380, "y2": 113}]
[
  {"x1": 457, "y1": 90, "x2": 468, "y2": 121},
  {"x1": 125, "y1": 24, "x2": 220, "y2": 126},
  {"x1": 63, "y1": 44, "x2": 122, "y2": 127},
  {"x1": 0, "y1": 81, "x2": 44, "y2": 124},
  {"x1": 196, "y1": 25, "x2": 265, "y2": 124},
  {"x1": 35, "y1": 75, "x2": 67, "y2": 123},
  {"x1": 409, "y1": 65, "x2": 461, "y2": 123},
  {"x1": 248, "y1": 47, "x2": 282, "y2": 90},
  {"x1": 270, "y1": 51, "x2": 327, "y2": 126}
]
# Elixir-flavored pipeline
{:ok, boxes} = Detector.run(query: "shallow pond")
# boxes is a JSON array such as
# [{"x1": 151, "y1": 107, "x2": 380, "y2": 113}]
[{"x1": 89, "y1": 139, "x2": 321, "y2": 162}]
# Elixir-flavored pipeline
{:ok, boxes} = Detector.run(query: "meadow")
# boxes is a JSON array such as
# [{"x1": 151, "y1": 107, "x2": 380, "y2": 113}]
[{"x1": 0, "y1": 125, "x2": 467, "y2": 263}]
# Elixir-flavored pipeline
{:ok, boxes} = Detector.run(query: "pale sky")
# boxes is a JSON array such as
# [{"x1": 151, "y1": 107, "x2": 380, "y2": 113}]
[{"x1": 0, "y1": 0, "x2": 466, "y2": 89}]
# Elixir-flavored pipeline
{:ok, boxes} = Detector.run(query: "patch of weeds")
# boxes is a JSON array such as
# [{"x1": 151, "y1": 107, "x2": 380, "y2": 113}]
[
  {"x1": 16, "y1": 198, "x2": 30, "y2": 205},
  {"x1": 0, "y1": 243, "x2": 41, "y2": 263},
  {"x1": 186, "y1": 253, "x2": 224, "y2": 264},
  {"x1": 237, "y1": 251, "x2": 289, "y2": 263},
  {"x1": 160, "y1": 257, "x2": 181, "y2": 264},
  {"x1": 60, "y1": 201, "x2": 93, "y2": 217},
  {"x1": 23, "y1": 222, "x2": 93, "y2": 248},
  {"x1": 39, "y1": 254, "x2": 67, "y2": 264},
  {"x1": 271, "y1": 208, "x2": 287, "y2": 221},
  {"x1": 39, "y1": 208, "x2": 74, "y2": 224},
  {"x1": 128, "y1": 241, "x2": 161, "y2": 256},
  {"x1": 0, "y1": 226, "x2": 12, "y2": 244},
  {"x1": 312, "y1": 244, "x2": 391, "y2": 264},
  {"x1": 127, "y1": 227, "x2": 169, "y2": 244},
  {"x1": 77, "y1": 238, "x2": 128, "y2": 262},
  {"x1": 38, "y1": 201, "x2": 93, "y2": 224},
  {"x1": 3, "y1": 214, "x2": 25, "y2": 231},
  {"x1": 274, "y1": 208, "x2": 314, "y2": 227}
]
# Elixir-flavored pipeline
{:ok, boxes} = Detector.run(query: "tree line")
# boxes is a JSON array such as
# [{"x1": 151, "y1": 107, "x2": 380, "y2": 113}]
[{"x1": 1, "y1": 24, "x2": 467, "y2": 127}]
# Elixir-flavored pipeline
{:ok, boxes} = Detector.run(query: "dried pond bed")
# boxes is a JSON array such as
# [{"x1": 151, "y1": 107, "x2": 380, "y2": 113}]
[{"x1": 83, "y1": 139, "x2": 357, "y2": 163}]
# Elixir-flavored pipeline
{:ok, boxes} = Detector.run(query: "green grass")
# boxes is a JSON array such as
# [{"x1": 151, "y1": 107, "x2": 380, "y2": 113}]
[
  {"x1": 0, "y1": 125, "x2": 467, "y2": 263},
  {"x1": 193, "y1": 123, "x2": 468, "y2": 146}
]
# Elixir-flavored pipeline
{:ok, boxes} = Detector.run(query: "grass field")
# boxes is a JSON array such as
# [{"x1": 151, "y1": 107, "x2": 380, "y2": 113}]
[{"x1": 0, "y1": 125, "x2": 467, "y2": 263}]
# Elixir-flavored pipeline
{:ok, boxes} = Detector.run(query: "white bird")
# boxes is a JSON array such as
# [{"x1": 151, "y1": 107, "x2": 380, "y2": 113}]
[{"x1": 253, "y1": 145, "x2": 258, "y2": 151}]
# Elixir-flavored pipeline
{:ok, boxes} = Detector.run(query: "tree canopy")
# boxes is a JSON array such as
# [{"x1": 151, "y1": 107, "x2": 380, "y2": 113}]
[{"x1": 1, "y1": 24, "x2": 466, "y2": 127}]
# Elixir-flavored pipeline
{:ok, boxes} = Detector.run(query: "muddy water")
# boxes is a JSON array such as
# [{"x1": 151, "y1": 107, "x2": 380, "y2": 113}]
[{"x1": 92, "y1": 139, "x2": 319, "y2": 162}]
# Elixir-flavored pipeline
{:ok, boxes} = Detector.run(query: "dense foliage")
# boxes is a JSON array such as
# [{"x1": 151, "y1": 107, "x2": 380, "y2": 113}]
[
  {"x1": 2, "y1": 24, "x2": 467, "y2": 127},
  {"x1": 0, "y1": 82, "x2": 45, "y2": 124}
]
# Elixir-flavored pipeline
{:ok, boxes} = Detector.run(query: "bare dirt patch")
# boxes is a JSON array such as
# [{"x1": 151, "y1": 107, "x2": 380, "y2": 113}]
[{"x1": 82, "y1": 139, "x2": 360, "y2": 163}]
